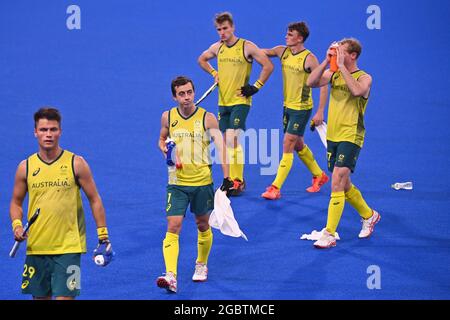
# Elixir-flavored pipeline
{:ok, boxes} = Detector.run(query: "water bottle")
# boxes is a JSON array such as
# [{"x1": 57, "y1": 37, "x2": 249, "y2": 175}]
[
  {"x1": 166, "y1": 138, "x2": 176, "y2": 166},
  {"x1": 329, "y1": 42, "x2": 339, "y2": 72},
  {"x1": 165, "y1": 138, "x2": 177, "y2": 184},
  {"x1": 391, "y1": 182, "x2": 413, "y2": 190}
]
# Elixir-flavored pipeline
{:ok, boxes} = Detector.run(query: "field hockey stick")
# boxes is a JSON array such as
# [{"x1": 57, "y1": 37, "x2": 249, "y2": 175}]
[
  {"x1": 9, "y1": 208, "x2": 40, "y2": 258},
  {"x1": 195, "y1": 82, "x2": 218, "y2": 106}
]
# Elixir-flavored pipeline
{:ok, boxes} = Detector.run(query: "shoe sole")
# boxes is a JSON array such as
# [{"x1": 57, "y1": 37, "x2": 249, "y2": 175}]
[
  {"x1": 261, "y1": 194, "x2": 281, "y2": 200},
  {"x1": 314, "y1": 242, "x2": 336, "y2": 249},
  {"x1": 359, "y1": 213, "x2": 381, "y2": 239},
  {"x1": 192, "y1": 278, "x2": 208, "y2": 282}
]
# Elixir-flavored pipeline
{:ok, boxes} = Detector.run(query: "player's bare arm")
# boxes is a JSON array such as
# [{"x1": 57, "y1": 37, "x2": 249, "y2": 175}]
[
  {"x1": 159, "y1": 111, "x2": 169, "y2": 154},
  {"x1": 262, "y1": 45, "x2": 285, "y2": 58},
  {"x1": 205, "y1": 112, "x2": 229, "y2": 179},
  {"x1": 307, "y1": 45, "x2": 336, "y2": 87},
  {"x1": 304, "y1": 52, "x2": 320, "y2": 73},
  {"x1": 74, "y1": 156, "x2": 107, "y2": 228},
  {"x1": 10, "y1": 160, "x2": 27, "y2": 241},
  {"x1": 198, "y1": 42, "x2": 221, "y2": 83},
  {"x1": 335, "y1": 46, "x2": 372, "y2": 98},
  {"x1": 245, "y1": 41, "x2": 274, "y2": 84},
  {"x1": 312, "y1": 86, "x2": 329, "y2": 126},
  {"x1": 307, "y1": 61, "x2": 333, "y2": 88},
  {"x1": 306, "y1": 53, "x2": 329, "y2": 125}
]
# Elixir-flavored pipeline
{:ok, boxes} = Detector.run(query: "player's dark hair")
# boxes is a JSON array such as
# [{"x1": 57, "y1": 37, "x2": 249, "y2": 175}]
[
  {"x1": 288, "y1": 22, "x2": 310, "y2": 42},
  {"x1": 339, "y1": 38, "x2": 362, "y2": 59},
  {"x1": 171, "y1": 76, "x2": 195, "y2": 97},
  {"x1": 215, "y1": 12, "x2": 234, "y2": 26},
  {"x1": 34, "y1": 107, "x2": 62, "y2": 128}
]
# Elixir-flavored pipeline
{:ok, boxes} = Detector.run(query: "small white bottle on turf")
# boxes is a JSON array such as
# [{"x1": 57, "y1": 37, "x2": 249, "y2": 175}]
[{"x1": 391, "y1": 182, "x2": 413, "y2": 190}]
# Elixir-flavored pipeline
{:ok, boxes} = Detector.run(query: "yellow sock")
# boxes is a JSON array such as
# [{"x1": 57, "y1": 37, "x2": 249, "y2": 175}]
[
  {"x1": 345, "y1": 184, "x2": 372, "y2": 219},
  {"x1": 227, "y1": 147, "x2": 236, "y2": 180},
  {"x1": 228, "y1": 145, "x2": 244, "y2": 181},
  {"x1": 234, "y1": 144, "x2": 244, "y2": 181},
  {"x1": 297, "y1": 144, "x2": 322, "y2": 177},
  {"x1": 197, "y1": 227, "x2": 213, "y2": 264},
  {"x1": 163, "y1": 232, "x2": 179, "y2": 275},
  {"x1": 325, "y1": 191, "x2": 345, "y2": 234},
  {"x1": 272, "y1": 153, "x2": 294, "y2": 189}
]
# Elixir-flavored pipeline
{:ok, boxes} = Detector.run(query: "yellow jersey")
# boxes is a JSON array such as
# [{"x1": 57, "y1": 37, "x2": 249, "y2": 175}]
[
  {"x1": 217, "y1": 38, "x2": 253, "y2": 106},
  {"x1": 281, "y1": 48, "x2": 313, "y2": 110},
  {"x1": 26, "y1": 150, "x2": 86, "y2": 255},
  {"x1": 168, "y1": 106, "x2": 213, "y2": 186},
  {"x1": 327, "y1": 70, "x2": 369, "y2": 147}
]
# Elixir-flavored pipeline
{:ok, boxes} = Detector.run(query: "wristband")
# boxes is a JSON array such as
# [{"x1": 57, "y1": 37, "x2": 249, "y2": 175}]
[
  {"x1": 12, "y1": 219, "x2": 23, "y2": 232},
  {"x1": 210, "y1": 69, "x2": 218, "y2": 77},
  {"x1": 253, "y1": 80, "x2": 264, "y2": 89},
  {"x1": 97, "y1": 227, "x2": 109, "y2": 240}
]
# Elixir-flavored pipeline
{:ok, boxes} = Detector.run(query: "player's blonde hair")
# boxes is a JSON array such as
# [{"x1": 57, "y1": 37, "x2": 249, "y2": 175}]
[{"x1": 339, "y1": 38, "x2": 362, "y2": 59}]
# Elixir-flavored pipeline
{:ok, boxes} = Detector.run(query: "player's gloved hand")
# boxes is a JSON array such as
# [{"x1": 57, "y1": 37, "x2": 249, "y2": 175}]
[
  {"x1": 93, "y1": 227, "x2": 115, "y2": 267},
  {"x1": 220, "y1": 177, "x2": 234, "y2": 196},
  {"x1": 239, "y1": 84, "x2": 259, "y2": 97}
]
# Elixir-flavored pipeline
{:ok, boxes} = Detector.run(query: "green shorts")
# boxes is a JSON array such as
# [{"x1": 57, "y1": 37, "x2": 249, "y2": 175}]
[
  {"x1": 22, "y1": 253, "x2": 81, "y2": 297},
  {"x1": 218, "y1": 104, "x2": 250, "y2": 132},
  {"x1": 166, "y1": 184, "x2": 214, "y2": 216},
  {"x1": 283, "y1": 107, "x2": 312, "y2": 136},
  {"x1": 327, "y1": 140, "x2": 361, "y2": 173}
]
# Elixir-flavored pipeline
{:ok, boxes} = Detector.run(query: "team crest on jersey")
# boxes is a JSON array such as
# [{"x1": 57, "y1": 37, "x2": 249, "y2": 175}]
[
  {"x1": 60, "y1": 164, "x2": 69, "y2": 175},
  {"x1": 194, "y1": 120, "x2": 202, "y2": 129}
]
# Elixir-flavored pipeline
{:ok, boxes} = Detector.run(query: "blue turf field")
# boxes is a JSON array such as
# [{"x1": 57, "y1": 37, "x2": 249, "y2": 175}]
[{"x1": 0, "y1": 0, "x2": 449, "y2": 299}]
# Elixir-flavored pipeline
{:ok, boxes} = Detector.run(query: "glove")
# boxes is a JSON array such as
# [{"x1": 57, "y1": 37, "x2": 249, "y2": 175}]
[
  {"x1": 93, "y1": 239, "x2": 115, "y2": 267},
  {"x1": 240, "y1": 84, "x2": 259, "y2": 97},
  {"x1": 220, "y1": 178, "x2": 234, "y2": 196}
]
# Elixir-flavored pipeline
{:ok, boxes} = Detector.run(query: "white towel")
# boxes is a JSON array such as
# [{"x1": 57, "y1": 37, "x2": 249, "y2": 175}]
[
  {"x1": 209, "y1": 189, "x2": 248, "y2": 241},
  {"x1": 315, "y1": 122, "x2": 327, "y2": 148},
  {"x1": 300, "y1": 228, "x2": 340, "y2": 241}
]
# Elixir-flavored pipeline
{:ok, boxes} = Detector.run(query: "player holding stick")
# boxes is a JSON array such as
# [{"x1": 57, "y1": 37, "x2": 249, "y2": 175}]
[{"x1": 9, "y1": 108, "x2": 113, "y2": 299}]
